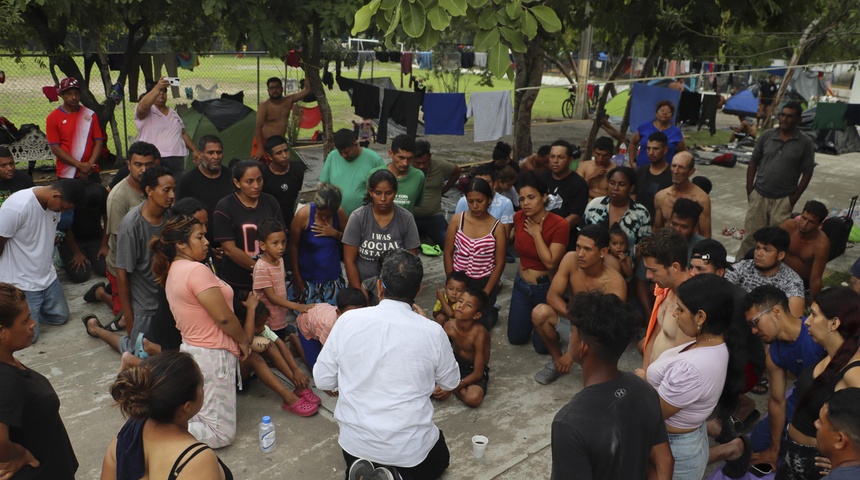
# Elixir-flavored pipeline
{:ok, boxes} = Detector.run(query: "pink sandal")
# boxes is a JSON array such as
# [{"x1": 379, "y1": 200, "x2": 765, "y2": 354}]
[
  {"x1": 295, "y1": 388, "x2": 321, "y2": 405},
  {"x1": 282, "y1": 397, "x2": 318, "y2": 417}
]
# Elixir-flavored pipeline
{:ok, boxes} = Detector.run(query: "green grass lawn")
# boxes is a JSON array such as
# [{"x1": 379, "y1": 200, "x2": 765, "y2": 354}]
[{"x1": 1, "y1": 53, "x2": 575, "y2": 158}]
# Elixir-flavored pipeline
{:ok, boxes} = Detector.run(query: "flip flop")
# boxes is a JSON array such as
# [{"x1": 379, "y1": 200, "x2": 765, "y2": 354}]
[
  {"x1": 104, "y1": 311, "x2": 124, "y2": 332},
  {"x1": 751, "y1": 378, "x2": 768, "y2": 395},
  {"x1": 84, "y1": 282, "x2": 105, "y2": 303},
  {"x1": 134, "y1": 333, "x2": 150, "y2": 359},
  {"x1": 81, "y1": 313, "x2": 102, "y2": 338},
  {"x1": 420, "y1": 244, "x2": 442, "y2": 256}
]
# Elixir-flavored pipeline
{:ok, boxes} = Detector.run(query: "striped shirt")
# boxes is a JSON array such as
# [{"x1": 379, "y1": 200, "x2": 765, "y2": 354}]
[{"x1": 452, "y1": 213, "x2": 499, "y2": 279}]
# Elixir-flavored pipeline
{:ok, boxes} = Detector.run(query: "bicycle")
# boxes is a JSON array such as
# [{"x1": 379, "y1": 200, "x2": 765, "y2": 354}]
[{"x1": 561, "y1": 86, "x2": 597, "y2": 118}]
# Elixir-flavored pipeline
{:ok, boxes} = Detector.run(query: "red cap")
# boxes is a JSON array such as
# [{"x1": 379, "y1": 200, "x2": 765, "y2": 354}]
[{"x1": 57, "y1": 77, "x2": 80, "y2": 94}]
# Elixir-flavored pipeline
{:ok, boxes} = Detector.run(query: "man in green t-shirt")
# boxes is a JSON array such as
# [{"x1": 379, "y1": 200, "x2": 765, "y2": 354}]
[
  {"x1": 369, "y1": 134, "x2": 425, "y2": 214},
  {"x1": 412, "y1": 140, "x2": 461, "y2": 249},
  {"x1": 320, "y1": 129, "x2": 385, "y2": 216}
]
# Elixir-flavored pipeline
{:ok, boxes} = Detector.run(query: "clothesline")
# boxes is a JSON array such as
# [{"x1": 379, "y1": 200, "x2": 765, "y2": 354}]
[{"x1": 513, "y1": 58, "x2": 860, "y2": 92}]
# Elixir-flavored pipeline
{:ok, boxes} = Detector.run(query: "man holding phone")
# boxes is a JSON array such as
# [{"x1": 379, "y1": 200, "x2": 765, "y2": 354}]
[{"x1": 135, "y1": 77, "x2": 199, "y2": 182}]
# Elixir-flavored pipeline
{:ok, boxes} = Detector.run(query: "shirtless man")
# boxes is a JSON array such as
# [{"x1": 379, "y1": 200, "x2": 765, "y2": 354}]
[
  {"x1": 779, "y1": 200, "x2": 830, "y2": 302},
  {"x1": 519, "y1": 145, "x2": 550, "y2": 174},
  {"x1": 532, "y1": 225, "x2": 627, "y2": 385},
  {"x1": 252, "y1": 76, "x2": 312, "y2": 160},
  {"x1": 575, "y1": 136, "x2": 614, "y2": 200},
  {"x1": 653, "y1": 151, "x2": 712, "y2": 237},
  {"x1": 639, "y1": 227, "x2": 693, "y2": 369}
]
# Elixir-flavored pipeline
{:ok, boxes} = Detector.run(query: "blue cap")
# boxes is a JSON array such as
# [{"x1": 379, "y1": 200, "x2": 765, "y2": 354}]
[
  {"x1": 262, "y1": 416, "x2": 271, "y2": 424},
  {"x1": 851, "y1": 257, "x2": 860, "y2": 279}
]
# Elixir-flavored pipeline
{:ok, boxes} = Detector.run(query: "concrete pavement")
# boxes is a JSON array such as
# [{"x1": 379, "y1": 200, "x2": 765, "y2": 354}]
[{"x1": 19, "y1": 118, "x2": 860, "y2": 479}]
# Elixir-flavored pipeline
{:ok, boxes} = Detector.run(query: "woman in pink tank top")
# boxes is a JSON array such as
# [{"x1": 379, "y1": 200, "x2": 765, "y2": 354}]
[{"x1": 443, "y1": 178, "x2": 506, "y2": 329}]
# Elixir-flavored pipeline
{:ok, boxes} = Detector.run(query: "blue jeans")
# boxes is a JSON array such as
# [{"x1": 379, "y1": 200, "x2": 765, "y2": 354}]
[
  {"x1": 668, "y1": 423, "x2": 709, "y2": 480},
  {"x1": 414, "y1": 214, "x2": 448, "y2": 249},
  {"x1": 507, "y1": 272, "x2": 550, "y2": 352},
  {"x1": 24, "y1": 278, "x2": 70, "y2": 343}
]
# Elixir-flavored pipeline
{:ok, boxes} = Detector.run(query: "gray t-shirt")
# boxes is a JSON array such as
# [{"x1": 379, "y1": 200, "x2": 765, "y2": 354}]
[
  {"x1": 116, "y1": 203, "x2": 169, "y2": 315},
  {"x1": 751, "y1": 128, "x2": 815, "y2": 199},
  {"x1": 342, "y1": 204, "x2": 420, "y2": 280},
  {"x1": 724, "y1": 260, "x2": 805, "y2": 299}
]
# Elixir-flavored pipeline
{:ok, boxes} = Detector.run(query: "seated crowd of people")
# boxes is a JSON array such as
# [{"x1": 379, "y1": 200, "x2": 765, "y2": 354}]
[{"x1": 3, "y1": 97, "x2": 860, "y2": 480}]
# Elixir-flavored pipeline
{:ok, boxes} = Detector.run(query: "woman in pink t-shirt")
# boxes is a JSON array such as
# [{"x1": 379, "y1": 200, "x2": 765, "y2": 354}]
[{"x1": 152, "y1": 216, "x2": 250, "y2": 448}]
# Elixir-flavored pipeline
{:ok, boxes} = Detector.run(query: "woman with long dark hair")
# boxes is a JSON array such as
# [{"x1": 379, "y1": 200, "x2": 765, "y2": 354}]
[
  {"x1": 776, "y1": 287, "x2": 860, "y2": 480},
  {"x1": 444, "y1": 177, "x2": 506, "y2": 329},
  {"x1": 640, "y1": 274, "x2": 745, "y2": 480}
]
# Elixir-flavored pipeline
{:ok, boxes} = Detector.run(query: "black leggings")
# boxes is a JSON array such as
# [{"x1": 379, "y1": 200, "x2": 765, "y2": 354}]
[
  {"x1": 343, "y1": 430, "x2": 450, "y2": 480},
  {"x1": 775, "y1": 439, "x2": 824, "y2": 480}
]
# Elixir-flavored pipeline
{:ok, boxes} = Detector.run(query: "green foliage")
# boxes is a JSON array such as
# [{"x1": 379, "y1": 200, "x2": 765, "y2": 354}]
[{"x1": 351, "y1": 0, "x2": 562, "y2": 78}]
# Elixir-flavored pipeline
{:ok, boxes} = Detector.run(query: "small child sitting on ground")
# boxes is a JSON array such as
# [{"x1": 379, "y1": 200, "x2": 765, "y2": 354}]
[
  {"x1": 433, "y1": 271, "x2": 469, "y2": 326},
  {"x1": 604, "y1": 223, "x2": 634, "y2": 281},
  {"x1": 253, "y1": 219, "x2": 314, "y2": 353},
  {"x1": 236, "y1": 291, "x2": 320, "y2": 416},
  {"x1": 296, "y1": 287, "x2": 368, "y2": 369},
  {"x1": 434, "y1": 286, "x2": 491, "y2": 408}
]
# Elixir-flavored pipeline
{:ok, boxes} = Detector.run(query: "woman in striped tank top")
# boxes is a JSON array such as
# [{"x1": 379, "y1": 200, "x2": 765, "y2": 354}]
[{"x1": 444, "y1": 178, "x2": 507, "y2": 329}]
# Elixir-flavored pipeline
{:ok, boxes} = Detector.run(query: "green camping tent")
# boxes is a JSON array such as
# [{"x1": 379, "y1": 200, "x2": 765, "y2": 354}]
[
  {"x1": 604, "y1": 89, "x2": 629, "y2": 118},
  {"x1": 180, "y1": 99, "x2": 257, "y2": 170}
]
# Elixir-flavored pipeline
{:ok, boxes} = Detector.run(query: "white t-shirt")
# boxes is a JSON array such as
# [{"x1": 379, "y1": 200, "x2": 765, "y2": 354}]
[
  {"x1": 0, "y1": 188, "x2": 60, "y2": 291},
  {"x1": 314, "y1": 299, "x2": 460, "y2": 467}
]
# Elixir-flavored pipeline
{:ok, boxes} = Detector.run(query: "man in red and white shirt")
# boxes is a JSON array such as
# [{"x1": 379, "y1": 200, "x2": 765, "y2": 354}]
[{"x1": 46, "y1": 77, "x2": 103, "y2": 181}]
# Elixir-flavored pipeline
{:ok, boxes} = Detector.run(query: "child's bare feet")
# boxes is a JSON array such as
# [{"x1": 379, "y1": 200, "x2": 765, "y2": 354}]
[{"x1": 119, "y1": 352, "x2": 139, "y2": 372}]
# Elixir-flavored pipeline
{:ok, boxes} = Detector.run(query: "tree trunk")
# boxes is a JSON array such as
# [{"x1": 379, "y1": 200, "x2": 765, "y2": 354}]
[
  {"x1": 763, "y1": 17, "x2": 820, "y2": 130},
  {"x1": 584, "y1": 36, "x2": 635, "y2": 159},
  {"x1": 301, "y1": 17, "x2": 334, "y2": 157},
  {"x1": 86, "y1": 26, "x2": 125, "y2": 161},
  {"x1": 512, "y1": 35, "x2": 545, "y2": 160}
]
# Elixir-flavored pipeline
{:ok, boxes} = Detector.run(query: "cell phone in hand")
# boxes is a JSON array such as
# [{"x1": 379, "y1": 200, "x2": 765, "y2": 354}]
[{"x1": 166, "y1": 77, "x2": 181, "y2": 86}]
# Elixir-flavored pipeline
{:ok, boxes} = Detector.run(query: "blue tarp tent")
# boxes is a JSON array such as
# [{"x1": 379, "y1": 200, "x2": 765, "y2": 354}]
[{"x1": 722, "y1": 89, "x2": 758, "y2": 117}]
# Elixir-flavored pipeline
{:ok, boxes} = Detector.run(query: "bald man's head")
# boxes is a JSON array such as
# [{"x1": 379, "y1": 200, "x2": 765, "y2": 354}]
[{"x1": 670, "y1": 152, "x2": 696, "y2": 187}]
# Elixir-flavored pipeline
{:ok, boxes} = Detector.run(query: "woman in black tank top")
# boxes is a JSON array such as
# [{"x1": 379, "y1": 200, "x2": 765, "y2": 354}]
[
  {"x1": 101, "y1": 352, "x2": 232, "y2": 479},
  {"x1": 777, "y1": 288, "x2": 860, "y2": 480}
]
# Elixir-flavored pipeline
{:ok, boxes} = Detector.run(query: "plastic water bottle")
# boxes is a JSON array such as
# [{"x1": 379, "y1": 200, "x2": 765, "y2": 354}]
[
  {"x1": 259, "y1": 416, "x2": 275, "y2": 452},
  {"x1": 618, "y1": 142, "x2": 628, "y2": 156}
]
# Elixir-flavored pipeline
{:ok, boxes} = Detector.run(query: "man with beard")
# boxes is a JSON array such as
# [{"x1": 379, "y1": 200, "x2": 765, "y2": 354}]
[
  {"x1": 779, "y1": 200, "x2": 830, "y2": 302},
  {"x1": 177, "y1": 135, "x2": 233, "y2": 244},
  {"x1": 532, "y1": 225, "x2": 627, "y2": 385},
  {"x1": 653, "y1": 151, "x2": 712, "y2": 238},
  {"x1": 743, "y1": 285, "x2": 825, "y2": 471},
  {"x1": 725, "y1": 226, "x2": 805, "y2": 317},
  {"x1": 252, "y1": 76, "x2": 311, "y2": 160},
  {"x1": 634, "y1": 131, "x2": 672, "y2": 219}
]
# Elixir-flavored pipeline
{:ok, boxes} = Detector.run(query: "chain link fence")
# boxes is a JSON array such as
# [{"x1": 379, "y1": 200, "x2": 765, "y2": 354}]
[{"x1": 0, "y1": 51, "x2": 415, "y2": 166}]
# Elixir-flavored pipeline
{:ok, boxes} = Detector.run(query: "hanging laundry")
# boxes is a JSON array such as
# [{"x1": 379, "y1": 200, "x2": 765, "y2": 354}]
[
  {"x1": 467, "y1": 91, "x2": 512, "y2": 143},
  {"x1": 378, "y1": 89, "x2": 423, "y2": 141},
  {"x1": 461, "y1": 52, "x2": 475, "y2": 69},
  {"x1": 177, "y1": 53, "x2": 198, "y2": 71},
  {"x1": 286, "y1": 50, "x2": 301, "y2": 68},
  {"x1": 357, "y1": 51, "x2": 376, "y2": 79},
  {"x1": 668, "y1": 60, "x2": 677, "y2": 77},
  {"x1": 376, "y1": 51, "x2": 390, "y2": 62},
  {"x1": 697, "y1": 94, "x2": 719, "y2": 136},
  {"x1": 422, "y1": 93, "x2": 467, "y2": 135},
  {"x1": 337, "y1": 77, "x2": 381, "y2": 119},
  {"x1": 417, "y1": 52, "x2": 433, "y2": 70},
  {"x1": 677, "y1": 91, "x2": 702, "y2": 124},
  {"x1": 108, "y1": 54, "x2": 124, "y2": 71},
  {"x1": 474, "y1": 52, "x2": 488, "y2": 68},
  {"x1": 812, "y1": 103, "x2": 848, "y2": 131},
  {"x1": 400, "y1": 52, "x2": 413, "y2": 87},
  {"x1": 389, "y1": 51, "x2": 401, "y2": 63},
  {"x1": 195, "y1": 84, "x2": 218, "y2": 101},
  {"x1": 847, "y1": 72, "x2": 860, "y2": 126}
]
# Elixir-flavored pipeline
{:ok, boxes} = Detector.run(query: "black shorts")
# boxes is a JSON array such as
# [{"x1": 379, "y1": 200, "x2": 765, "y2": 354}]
[{"x1": 455, "y1": 352, "x2": 490, "y2": 393}]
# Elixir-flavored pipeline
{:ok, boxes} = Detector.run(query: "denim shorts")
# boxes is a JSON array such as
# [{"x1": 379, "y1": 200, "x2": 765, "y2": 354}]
[{"x1": 668, "y1": 423, "x2": 709, "y2": 480}]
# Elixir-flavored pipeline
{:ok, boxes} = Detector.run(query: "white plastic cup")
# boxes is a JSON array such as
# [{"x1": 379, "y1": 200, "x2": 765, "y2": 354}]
[{"x1": 471, "y1": 435, "x2": 488, "y2": 459}]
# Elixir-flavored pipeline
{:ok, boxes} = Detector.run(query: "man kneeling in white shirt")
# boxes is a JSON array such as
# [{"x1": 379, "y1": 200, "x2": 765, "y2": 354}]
[{"x1": 314, "y1": 249, "x2": 460, "y2": 480}]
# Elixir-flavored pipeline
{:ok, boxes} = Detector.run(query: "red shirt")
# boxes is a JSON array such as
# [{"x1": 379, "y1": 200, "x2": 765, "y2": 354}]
[
  {"x1": 513, "y1": 210, "x2": 570, "y2": 270},
  {"x1": 46, "y1": 106, "x2": 103, "y2": 178}
]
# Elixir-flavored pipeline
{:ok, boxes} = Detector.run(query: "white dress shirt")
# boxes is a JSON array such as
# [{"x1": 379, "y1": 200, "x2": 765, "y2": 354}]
[{"x1": 314, "y1": 299, "x2": 460, "y2": 467}]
